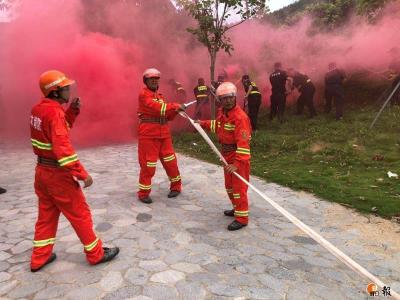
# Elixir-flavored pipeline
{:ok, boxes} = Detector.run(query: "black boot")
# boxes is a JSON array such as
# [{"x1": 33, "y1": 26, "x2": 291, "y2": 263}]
[
  {"x1": 227, "y1": 220, "x2": 247, "y2": 231},
  {"x1": 139, "y1": 197, "x2": 152, "y2": 204},
  {"x1": 168, "y1": 190, "x2": 180, "y2": 198},
  {"x1": 0, "y1": 187, "x2": 6, "y2": 194},
  {"x1": 223, "y1": 209, "x2": 234, "y2": 217},
  {"x1": 31, "y1": 253, "x2": 57, "y2": 272},
  {"x1": 96, "y1": 247, "x2": 120, "y2": 264}
]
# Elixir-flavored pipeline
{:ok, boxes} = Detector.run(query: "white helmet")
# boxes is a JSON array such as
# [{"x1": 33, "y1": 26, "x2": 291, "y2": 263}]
[
  {"x1": 143, "y1": 68, "x2": 161, "y2": 82},
  {"x1": 216, "y1": 82, "x2": 237, "y2": 98}
]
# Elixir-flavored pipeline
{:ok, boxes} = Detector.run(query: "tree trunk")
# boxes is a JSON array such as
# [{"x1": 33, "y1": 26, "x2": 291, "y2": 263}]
[
  {"x1": 210, "y1": 51, "x2": 216, "y2": 83},
  {"x1": 210, "y1": 49, "x2": 217, "y2": 119}
]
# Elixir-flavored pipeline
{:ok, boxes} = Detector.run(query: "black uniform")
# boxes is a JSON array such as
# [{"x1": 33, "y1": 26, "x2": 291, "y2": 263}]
[
  {"x1": 243, "y1": 81, "x2": 262, "y2": 130},
  {"x1": 389, "y1": 60, "x2": 400, "y2": 105},
  {"x1": 325, "y1": 68, "x2": 346, "y2": 119},
  {"x1": 193, "y1": 84, "x2": 210, "y2": 119},
  {"x1": 292, "y1": 72, "x2": 317, "y2": 118},
  {"x1": 269, "y1": 69, "x2": 287, "y2": 122}
]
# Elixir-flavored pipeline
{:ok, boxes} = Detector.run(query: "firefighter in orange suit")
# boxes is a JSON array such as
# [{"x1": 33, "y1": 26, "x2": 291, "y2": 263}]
[
  {"x1": 137, "y1": 68, "x2": 186, "y2": 204},
  {"x1": 197, "y1": 82, "x2": 251, "y2": 231},
  {"x1": 30, "y1": 70, "x2": 119, "y2": 272}
]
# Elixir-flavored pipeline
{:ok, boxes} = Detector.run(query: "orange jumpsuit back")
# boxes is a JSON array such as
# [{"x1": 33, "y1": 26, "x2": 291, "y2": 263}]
[
  {"x1": 200, "y1": 105, "x2": 251, "y2": 224},
  {"x1": 30, "y1": 98, "x2": 104, "y2": 269},
  {"x1": 137, "y1": 87, "x2": 182, "y2": 199}
]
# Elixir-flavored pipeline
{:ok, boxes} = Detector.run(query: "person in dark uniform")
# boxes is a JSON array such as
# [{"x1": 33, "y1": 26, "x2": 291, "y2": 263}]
[
  {"x1": 287, "y1": 69, "x2": 317, "y2": 119},
  {"x1": 269, "y1": 62, "x2": 288, "y2": 123},
  {"x1": 324, "y1": 62, "x2": 346, "y2": 120},
  {"x1": 388, "y1": 47, "x2": 400, "y2": 105},
  {"x1": 211, "y1": 74, "x2": 225, "y2": 109},
  {"x1": 212, "y1": 74, "x2": 225, "y2": 90},
  {"x1": 242, "y1": 75, "x2": 262, "y2": 131},
  {"x1": 193, "y1": 78, "x2": 210, "y2": 119}
]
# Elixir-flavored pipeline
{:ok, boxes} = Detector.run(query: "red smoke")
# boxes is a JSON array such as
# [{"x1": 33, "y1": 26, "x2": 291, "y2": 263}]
[
  {"x1": 0, "y1": 0, "x2": 399, "y2": 145},
  {"x1": 224, "y1": 2, "x2": 400, "y2": 105},
  {"x1": 0, "y1": 0, "x2": 207, "y2": 146}
]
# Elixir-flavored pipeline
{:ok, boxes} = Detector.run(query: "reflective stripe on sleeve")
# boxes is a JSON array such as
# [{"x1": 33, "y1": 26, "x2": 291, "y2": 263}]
[
  {"x1": 236, "y1": 147, "x2": 250, "y2": 155},
  {"x1": 161, "y1": 103, "x2": 167, "y2": 116},
  {"x1": 210, "y1": 120, "x2": 216, "y2": 133},
  {"x1": 58, "y1": 154, "x2": 78, "y2": 166},
  {"x1": 31, "y1": 139, "x2": 52, "y2": 150}
]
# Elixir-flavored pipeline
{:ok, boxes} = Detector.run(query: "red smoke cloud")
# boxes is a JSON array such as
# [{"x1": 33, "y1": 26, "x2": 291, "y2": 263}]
[
  {"x1": 0, "y1": 0, "x2": 145, "y2": 145},
  {"x1": 224, "y1": 2, "x2": 400, "y2": 104},
  {"x1": 0, "y1": 0, "x2": 399, "y2": 145},
  {"x1": 0, "y1": 0, "x2": 207, "y2": 146}
]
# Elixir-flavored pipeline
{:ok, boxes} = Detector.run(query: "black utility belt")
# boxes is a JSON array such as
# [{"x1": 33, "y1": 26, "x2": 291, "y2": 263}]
[
  {"x1": 221, "y1": 144, "x2": 237, "y2": 153},
  {"x1": 37, "y1": 156, "x2": 59, "y2": 168},
  {"x1": 139, "y1": 118, "x2": 168, "y2": 125}
]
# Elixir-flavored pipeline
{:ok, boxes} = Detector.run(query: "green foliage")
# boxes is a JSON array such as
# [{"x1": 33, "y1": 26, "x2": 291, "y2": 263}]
[
  {"x1": 177, "y1": 0, "x2": 267, "y2": 80},
  {"x1": 356, "y1": 0, "x2": 393, "y2": 21},
  {"x1": 266, "y1": 0, "x2": 317, "y2": 26},
  {"x1": 308, "y1": 0, "x2": 354, "y2": 30},
  {"x1": 267, "y1": 0, "x2": 396, "y2": 29}
]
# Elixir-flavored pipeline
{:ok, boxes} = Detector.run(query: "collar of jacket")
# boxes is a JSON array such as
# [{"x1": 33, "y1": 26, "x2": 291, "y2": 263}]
[
  {"x1": 143, "y1": 86, "x2": 161, "y2": 96},
  {"x1": 41, "y1": 97, "x2": 64, "y2": 109}
]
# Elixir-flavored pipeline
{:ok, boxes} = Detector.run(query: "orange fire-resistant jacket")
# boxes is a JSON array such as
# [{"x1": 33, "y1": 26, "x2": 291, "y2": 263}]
[
  {"x1": 30, "y1": 98, "x2": 88, "y2": 180},
  {"x1": 137, "y1": 87, "x2": 181, "y2": 138},
  {"x1": 200, "y1": 105, "x2": 251, "y2": 165}
]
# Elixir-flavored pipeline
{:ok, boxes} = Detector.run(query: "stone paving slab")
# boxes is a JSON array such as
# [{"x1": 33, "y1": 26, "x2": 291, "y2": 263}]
[{"x1": 0, "y1": 143, "x2": 399, "y2": 299}]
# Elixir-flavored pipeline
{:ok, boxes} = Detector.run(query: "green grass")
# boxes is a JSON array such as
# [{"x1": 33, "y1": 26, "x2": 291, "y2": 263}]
[{"x1": 173, "y1": 105, "x2": 400, "y2": 218}]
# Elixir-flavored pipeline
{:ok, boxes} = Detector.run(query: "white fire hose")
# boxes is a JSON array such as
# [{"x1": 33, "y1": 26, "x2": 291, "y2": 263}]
[{"x1": 179, "y1": 111, "x2": 399, "y2": 299}]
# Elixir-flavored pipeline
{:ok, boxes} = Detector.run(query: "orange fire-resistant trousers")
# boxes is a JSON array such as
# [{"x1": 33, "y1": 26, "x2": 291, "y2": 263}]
[
  {"x1": 223, "y1": 153, "x2": 250, "y2": 224},
  {"x1": 137, "y1": 137, "x2": 182, "y2": 199},
  {"x1": 31, "y1": 166, "x2": 104, "y2": 270}
]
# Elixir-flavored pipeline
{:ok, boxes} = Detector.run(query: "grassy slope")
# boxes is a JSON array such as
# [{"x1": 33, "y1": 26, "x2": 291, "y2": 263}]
[{"x1": 173, "y1": 106, "x2": 400, "y2": 218}]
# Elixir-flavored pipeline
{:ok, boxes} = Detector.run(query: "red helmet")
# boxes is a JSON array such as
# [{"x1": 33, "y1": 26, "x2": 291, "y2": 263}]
[
  {"x1": 216, "y1": 82, "x2": 237, "y2": 98},
  {"x1": 39, "y1": 70, "x2": 75, "y2": 97}
]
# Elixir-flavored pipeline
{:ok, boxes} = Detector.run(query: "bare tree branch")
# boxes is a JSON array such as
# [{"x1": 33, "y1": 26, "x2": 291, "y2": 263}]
[
  {"x1": 226, "y1": 18, "x2": 247, "y2": 31},
  {"x1": 218, "y1": 2, "x2": 228, "y2": 32},
  {"x1": 215, "y1": 0, "x2": 219, "y2": 29},
  {"x1": 181, "y1": 0, "x2": 266, "y2": 82}
]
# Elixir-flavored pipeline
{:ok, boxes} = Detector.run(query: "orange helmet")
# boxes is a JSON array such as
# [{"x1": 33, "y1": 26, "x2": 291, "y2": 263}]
[
  {"x1": 39, "y1": 70, "x2": 75, "y2": 97},
  {"x1": 216, "y1": 82, "x2": 237, "y2": 98},
  {"x1": 143, "y1": 68, "x2": 161, "y2": 83}
]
